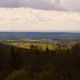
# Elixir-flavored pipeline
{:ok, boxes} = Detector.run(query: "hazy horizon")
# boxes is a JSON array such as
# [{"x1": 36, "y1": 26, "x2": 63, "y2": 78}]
[{"x1": 0, "y1": 30, "x2": 80, "y2": 33}]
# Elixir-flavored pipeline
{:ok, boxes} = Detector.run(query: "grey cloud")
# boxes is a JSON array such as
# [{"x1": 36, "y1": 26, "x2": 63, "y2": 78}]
[{"x1": 0, "y1": 0, "x2": 80, "y2": 12}]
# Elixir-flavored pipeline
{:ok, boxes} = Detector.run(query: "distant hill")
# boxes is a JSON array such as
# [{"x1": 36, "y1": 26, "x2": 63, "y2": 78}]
[{"x1": 0, "y1": 32, "x2": 80, "y2": 40}]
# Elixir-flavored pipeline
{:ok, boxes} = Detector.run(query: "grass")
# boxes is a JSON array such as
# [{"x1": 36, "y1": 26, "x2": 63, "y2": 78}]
[{"x1": 0, "y1": 40, "x2": 57, "y2": 50}]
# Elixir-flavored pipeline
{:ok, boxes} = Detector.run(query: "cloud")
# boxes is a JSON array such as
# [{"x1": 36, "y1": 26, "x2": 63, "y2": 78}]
[
  {"x1": 0, "y1": 0, "x2": 80, "y2": 11},
  {"x1": 60, "y1": 0, "x2": 80, "y2": 11},
  {"x1": 0, "y1": 8, "x2": 80, "y2": 31}
]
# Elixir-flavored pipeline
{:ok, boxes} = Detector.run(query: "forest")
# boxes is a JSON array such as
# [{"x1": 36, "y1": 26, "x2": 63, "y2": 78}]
[{"x1": 0, "y1": 41, "x2": 80, "y2": 80}]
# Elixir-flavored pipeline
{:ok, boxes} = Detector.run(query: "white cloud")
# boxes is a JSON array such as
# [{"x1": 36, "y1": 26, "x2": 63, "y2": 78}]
[{"x1": 0, "y1": 8, "x2": 80, "y2": 31}]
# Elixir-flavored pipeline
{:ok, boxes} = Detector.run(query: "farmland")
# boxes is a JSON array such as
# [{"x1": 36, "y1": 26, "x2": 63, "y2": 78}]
[{"x1": 0, "y1": 39, "x2": 57, "y2": 50}]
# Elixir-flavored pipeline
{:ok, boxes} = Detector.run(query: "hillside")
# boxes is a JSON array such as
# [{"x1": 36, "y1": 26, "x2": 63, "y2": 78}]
[
  {"x1": 0, "y1": 32, "x2": 80, "y2": 40},
  {"x1": 0, "y1": 41, "x2": 80, "y2": 80}
]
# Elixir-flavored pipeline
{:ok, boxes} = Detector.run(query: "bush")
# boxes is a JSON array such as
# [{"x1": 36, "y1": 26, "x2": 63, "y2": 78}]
[{"x1": 5, "y1": 70, "x2": 29, "y2": 80}]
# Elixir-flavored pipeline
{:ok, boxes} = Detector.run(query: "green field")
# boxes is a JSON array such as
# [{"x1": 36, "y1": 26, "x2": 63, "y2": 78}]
[{"x1": 0, "y1": 40, "x2": 57, "y2": 50}]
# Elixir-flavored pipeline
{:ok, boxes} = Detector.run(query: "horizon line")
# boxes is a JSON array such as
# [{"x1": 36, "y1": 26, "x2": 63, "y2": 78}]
[{"x1": 0, "y1": 30, "x2": 80, "y2": 33}]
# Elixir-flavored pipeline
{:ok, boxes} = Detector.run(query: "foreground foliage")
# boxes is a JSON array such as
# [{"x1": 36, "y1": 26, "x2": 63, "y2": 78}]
[{"x1": 0, "y1": 43, "x2": 80, "y2": 80}]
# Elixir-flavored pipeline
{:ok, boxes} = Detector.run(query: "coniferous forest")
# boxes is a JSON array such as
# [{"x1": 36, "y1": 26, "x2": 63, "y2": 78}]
[{"x1": 0, "y1": 42, "x2": 80, "y2": 80}]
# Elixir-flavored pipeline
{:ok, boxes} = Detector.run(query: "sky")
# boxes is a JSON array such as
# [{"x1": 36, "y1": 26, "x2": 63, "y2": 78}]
[
  {"x1": 0, "y1": 0, "x2": 80, "y2": 32},
  {"x1": 0, "y1": 0, "x2": 80, "y2": 11}
]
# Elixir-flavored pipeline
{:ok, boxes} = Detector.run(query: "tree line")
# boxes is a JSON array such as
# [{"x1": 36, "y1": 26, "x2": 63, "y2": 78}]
[{"x1": 0, "y1": 43, "x2": 80, "y2": 80}]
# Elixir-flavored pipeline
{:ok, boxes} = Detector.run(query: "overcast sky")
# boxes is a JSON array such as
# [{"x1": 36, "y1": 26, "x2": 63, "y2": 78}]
[
  {"x1": 0, "y1": 8, "x2": 79, "y2": 32},
  {"x1": 0, "y1": 0, "x2": 80, "y2": 32},
  {"x1": 0, "y1": 0, "x2": 80, "y2": 12}
]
